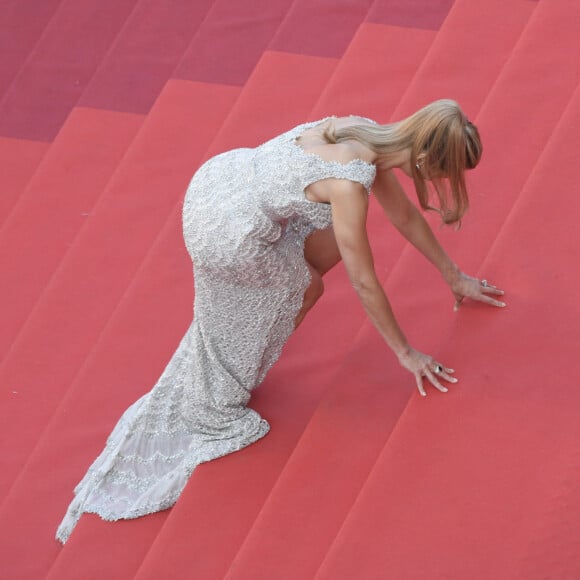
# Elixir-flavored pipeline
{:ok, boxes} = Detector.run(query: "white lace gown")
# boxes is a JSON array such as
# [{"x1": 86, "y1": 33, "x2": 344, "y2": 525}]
[{"x1": 56, "y1": 118, "x2": 376, "y2": 543}]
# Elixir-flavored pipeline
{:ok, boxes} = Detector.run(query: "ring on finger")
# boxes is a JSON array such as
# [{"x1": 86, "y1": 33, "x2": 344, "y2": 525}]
[
  {"x1": 481, "y1": 279, "x2": 488, "y2": 287},
  {"x1": 434, "y1": 364, "x2": 443, "y2": 374}
]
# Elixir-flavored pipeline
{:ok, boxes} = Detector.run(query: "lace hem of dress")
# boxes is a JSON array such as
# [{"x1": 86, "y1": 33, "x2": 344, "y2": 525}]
[{"x1": 56, "y1": 416, "x2": 270, "y2": 544}]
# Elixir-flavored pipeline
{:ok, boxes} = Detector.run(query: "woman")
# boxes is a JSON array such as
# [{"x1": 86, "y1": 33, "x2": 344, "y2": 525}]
[{"x1": 57, "y1": 99, "x2": 504, "y2": 543}]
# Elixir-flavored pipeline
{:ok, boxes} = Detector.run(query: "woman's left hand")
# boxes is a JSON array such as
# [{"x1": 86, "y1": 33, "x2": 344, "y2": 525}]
[{"x1": 451, "y1": 271, "x2": 506, "y2": 310}]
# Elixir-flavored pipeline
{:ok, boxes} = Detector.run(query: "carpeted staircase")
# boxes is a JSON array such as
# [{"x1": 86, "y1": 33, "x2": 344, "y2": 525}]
[{"x1": 1, "y1": 1, "x2": 579, "y2": 578}]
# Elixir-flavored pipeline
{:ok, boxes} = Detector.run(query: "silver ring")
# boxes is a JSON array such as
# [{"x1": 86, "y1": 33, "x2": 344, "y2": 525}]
[
  {"x1": 481, "y1": 279, "x2": 488, "y2": 287},
  {"x1": 434, "y1": 365, "x2": 443, "y2": 374}
]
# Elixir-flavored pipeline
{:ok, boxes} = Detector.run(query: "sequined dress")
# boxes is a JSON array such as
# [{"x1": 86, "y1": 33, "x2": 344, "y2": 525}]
[{"x1": 56, "y1": 118, "x2": 376, "y2": 543}]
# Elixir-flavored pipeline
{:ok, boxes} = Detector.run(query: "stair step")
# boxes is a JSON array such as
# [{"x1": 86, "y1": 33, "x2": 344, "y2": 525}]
[
  {"x1": 483, "y1": 84, "x2": 580, "y2": 580},
  {"x1": 0, "y1": 137, "x2": 49, "y2": 226},
  {"x1": 367, "y1": 0, "x2": 454, "y2": 30},
  {"x1": 434, "y1": 0, "x2": 580, "y2": 274},
  {"x1": 0, "y1": 0, "x2": 63, "y2": 98},
  {"x1": 0, "y1": 0, "x2": 227, "y2": 360},
  {"x1": 0, "y1": 0, "x2": 139, "y2": 142},
  {"x1": 0, "y1": 108, "x2": 144, "y2": 360},
  {"x1": 317, "y1": 74, "x2": 580, "y2": 580},
  {"x1": 78, "y1": 0, "x2": 215, "y2": 115},
  {"x1": 269, "y1": 0, "x2": 374, "y2": 58},
  {"x1": 0, "y1": 0, "x2": 218, "y2": 244},
  {"x1": 174, "y1": 0, "x2": 295, "y2": 86}
]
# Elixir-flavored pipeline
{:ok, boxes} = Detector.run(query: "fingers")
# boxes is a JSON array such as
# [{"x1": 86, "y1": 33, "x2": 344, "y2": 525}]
[
  {"x1": 415, "y1": 373, "x2": 427, "y2": 397},
  {"x1": 437, "y1": 369, "x2": 458, "y2": 383},
  {"x1": 476, "y1": 293, "x2": 506, "y2": 308},
  {"x1": 454, "y1": 279, "x2": 506, "y2": 309},
  {"x1": 483, "y1": 285, "x2": 505, "y2": 296},
  {"x1": 480, "y1": 279, "x2": 506, "y2": 300},
  {"x1": 415, "y1": 364, "x2": 457, "y2": 397},
  {"x1": 424, "y1": 369, "x2": 448, "y2": 393}
]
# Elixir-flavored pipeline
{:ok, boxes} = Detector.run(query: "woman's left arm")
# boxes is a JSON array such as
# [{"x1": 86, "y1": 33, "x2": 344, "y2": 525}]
[{"x1": 373, "y1": 169, "x2": 505, "y2": 308}]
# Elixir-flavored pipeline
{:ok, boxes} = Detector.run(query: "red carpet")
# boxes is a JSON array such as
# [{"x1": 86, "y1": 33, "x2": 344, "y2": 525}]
[{"x1": 1, "y1": 0, "x2": 579, "y2": 578}]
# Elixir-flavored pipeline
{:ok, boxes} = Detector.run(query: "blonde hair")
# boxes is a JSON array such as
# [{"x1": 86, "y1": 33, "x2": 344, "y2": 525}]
[{"x1": 324, "y1": 100, "x2": 482, "y2": 224}]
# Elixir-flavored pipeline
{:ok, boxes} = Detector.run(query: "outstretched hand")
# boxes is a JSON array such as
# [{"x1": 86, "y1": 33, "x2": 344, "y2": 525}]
[
  {"x1": 398, "y1": 347, "x2": 458, "y2": 397},
  {"x1": 451, "y1": 271, "x2": 505, "y2": 311}
]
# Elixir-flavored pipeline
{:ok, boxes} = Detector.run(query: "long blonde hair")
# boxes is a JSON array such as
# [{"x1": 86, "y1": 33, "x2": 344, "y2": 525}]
[{"x1": 324, "y1": 100, "x2": 482, "y2": 224}]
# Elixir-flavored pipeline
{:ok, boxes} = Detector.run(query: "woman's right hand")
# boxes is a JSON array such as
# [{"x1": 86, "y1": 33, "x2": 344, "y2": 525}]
[{"x1": 397, "y1": 347, "x2": 457, "y2": 397}]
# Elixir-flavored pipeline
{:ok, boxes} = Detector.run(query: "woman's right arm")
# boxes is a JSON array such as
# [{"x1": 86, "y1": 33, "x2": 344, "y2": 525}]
[{"x1": 328, "y1": 180, "x2": 456, "y2": 395}]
